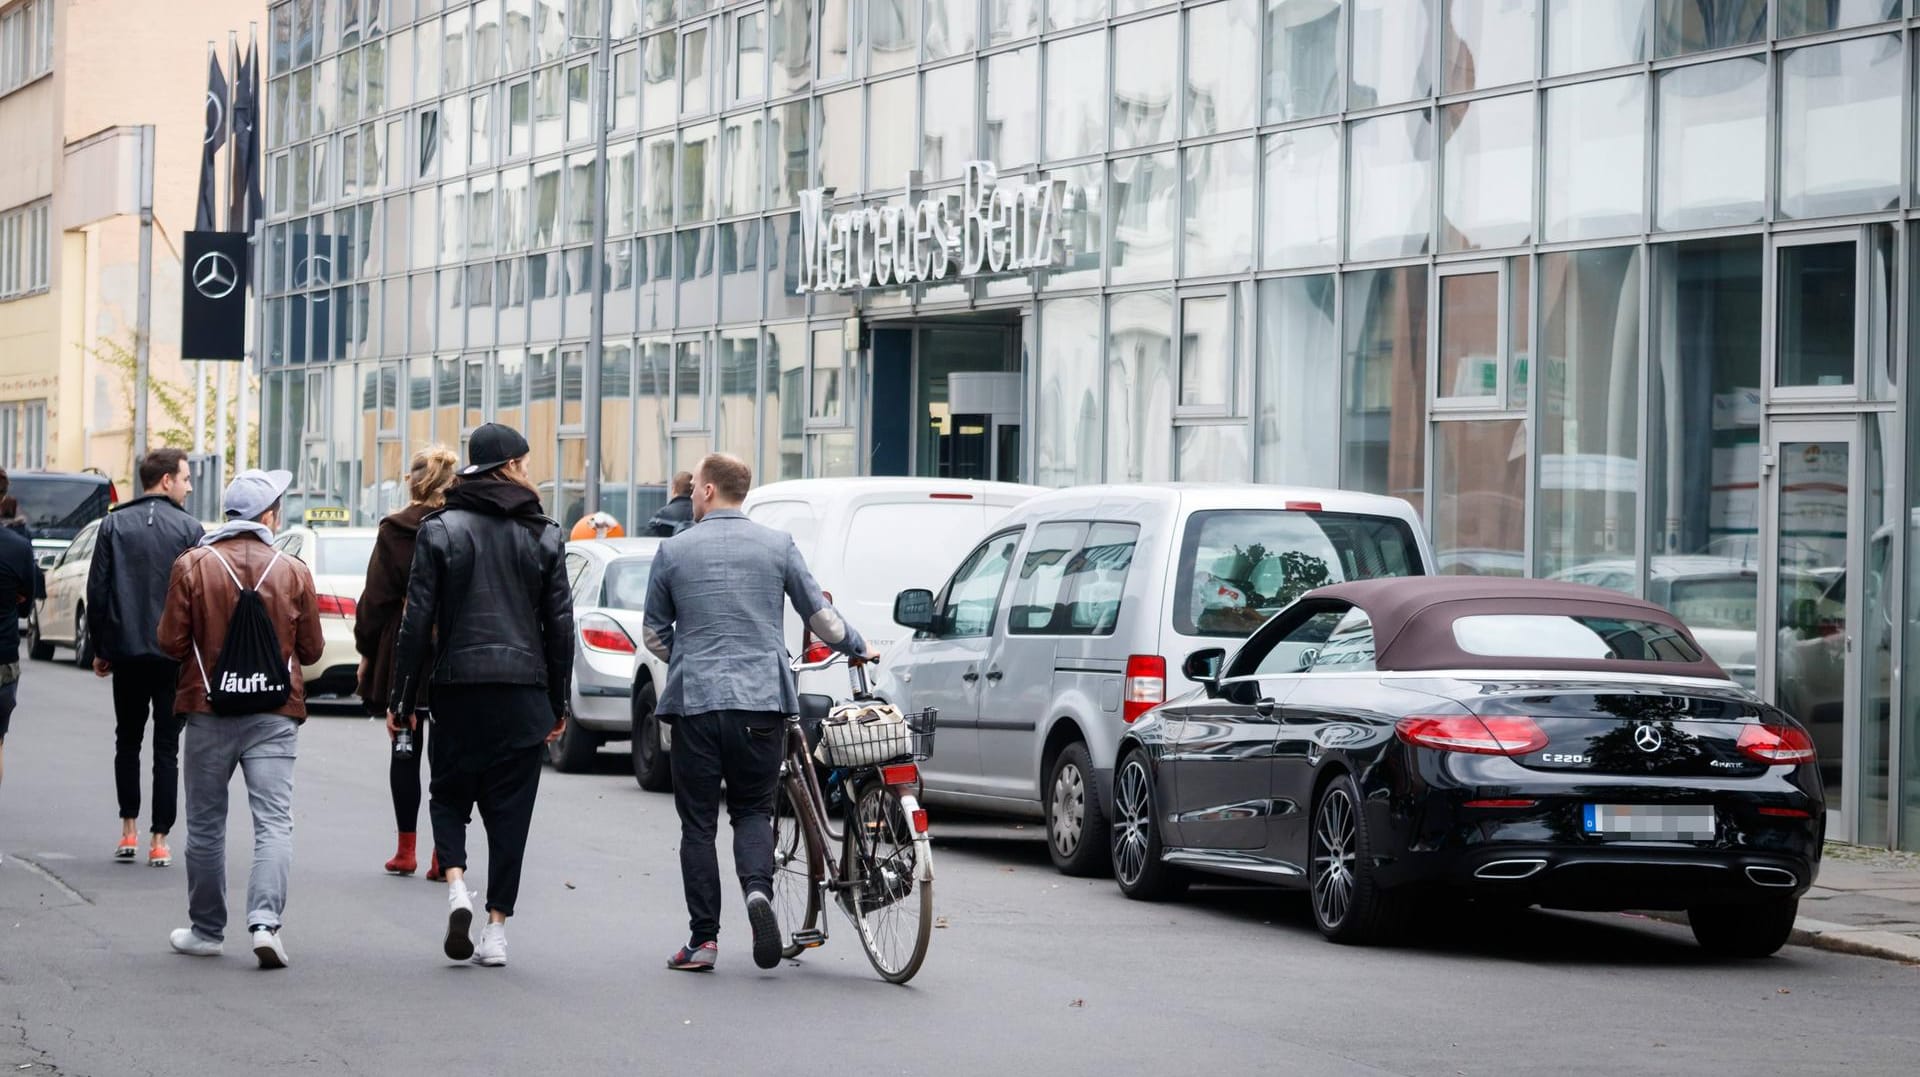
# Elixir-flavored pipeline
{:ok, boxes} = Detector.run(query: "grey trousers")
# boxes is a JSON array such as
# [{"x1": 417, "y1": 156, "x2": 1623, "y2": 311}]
[{"x1": 182, "y1": 712, "x2": 299, "y2": 943}]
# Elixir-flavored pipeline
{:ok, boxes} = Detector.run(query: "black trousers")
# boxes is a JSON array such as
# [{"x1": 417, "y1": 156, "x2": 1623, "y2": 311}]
[
  {"x1": 112, "y1": 659, "x2": 183, "y2": 833},
  {"x1": 389, "y1": 709, "x2": 429, "y2": 832},
  {"x1": 670, "y1": 710, "x2": 785, "y2": 946},
  {"x1": 428, "y1": 739, "x2": 543, "y2": 917}
]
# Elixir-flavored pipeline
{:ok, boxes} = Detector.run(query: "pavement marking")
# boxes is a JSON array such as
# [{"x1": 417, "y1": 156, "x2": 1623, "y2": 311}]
[{"x1": 5, "y1": 854, "x2": 94, "y2": 906}]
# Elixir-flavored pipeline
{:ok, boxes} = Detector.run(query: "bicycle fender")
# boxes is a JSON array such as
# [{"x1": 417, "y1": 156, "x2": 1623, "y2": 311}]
[{"x1": 896, "y1": 793, "x2": 934, "y2": 883}]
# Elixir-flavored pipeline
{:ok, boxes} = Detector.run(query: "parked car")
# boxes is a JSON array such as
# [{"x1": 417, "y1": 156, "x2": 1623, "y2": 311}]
[
  {"x1": 741, "y1": 478, "x2": 1042, "y2": 699},
  {"x1": 555, "y1": 537, "x2": 671, "y2": 783},
  {"x1": 881, "y1": 484, "x2": 1436, "y2": 876},
  {"x1": 28, "y1": 518, "x2": 103, "y2": 664},
  {"x1": 271, "y1": 525, "x2": 378, "y2": 700},
  {"x1": 11, "y1": 470, "x2": 117, "y2": 571},
  {"x1": 1110, "y1": 576, "x2": 1822, "y2": 957}
]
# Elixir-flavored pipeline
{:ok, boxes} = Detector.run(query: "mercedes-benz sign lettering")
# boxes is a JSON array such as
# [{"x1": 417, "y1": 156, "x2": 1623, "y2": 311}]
[
  {"x1": 192, "y1": 251, "x2": 240, "y2": 300},
  {"x1": 1634, "y1": 725, "x2": 1664, "y2": 753}
]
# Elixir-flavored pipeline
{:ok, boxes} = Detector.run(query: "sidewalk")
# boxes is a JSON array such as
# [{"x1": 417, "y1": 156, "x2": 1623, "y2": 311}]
[{"x1": 1645, "y1": 844, "x2": 1920, "y2": 963}]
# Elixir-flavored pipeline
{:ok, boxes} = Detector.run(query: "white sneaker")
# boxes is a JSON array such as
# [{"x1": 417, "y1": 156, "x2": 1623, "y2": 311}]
[
  {"x1": 444, "y1": 882, "x2": 475, "y2": 961},
  {"x1": 169, "y1": 928, "x2": 222, "y2": 957},
  {"x1": 251, "y1": 928, "x2": 289, "y2": 969},
  {"x1": 472, "y1": 922, "x2": 507, "y2": 967}
]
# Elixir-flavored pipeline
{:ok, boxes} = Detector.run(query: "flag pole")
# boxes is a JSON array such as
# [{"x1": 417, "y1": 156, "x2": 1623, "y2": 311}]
[
  {"x1": 215, "y1": 31, "x2": 238, "y2": 474},
  {"x1": 582, "y1": 0, "x2": 614, "y2": 516},
  {"x1": 132, "y1": 125, "x2": 155, "y2": 463},
  {"x1": 236, "y1": 22, "x2": 257, "y2": 472},
  {"x1": 193, "y1": 40, "x2": 213, "y2": 456}
]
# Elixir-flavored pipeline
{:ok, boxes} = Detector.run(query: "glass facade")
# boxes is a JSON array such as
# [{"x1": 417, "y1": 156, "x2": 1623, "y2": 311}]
[{"x1": 265, "y1": 0, "x2": 1920, "y2": 848}]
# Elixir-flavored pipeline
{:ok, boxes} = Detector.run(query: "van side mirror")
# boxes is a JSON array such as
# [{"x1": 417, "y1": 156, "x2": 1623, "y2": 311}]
[
  {"x1": 1182, "y1": 647, "x2": 1227, "y2": 696},
  {"x1": 894, "y1": 588, "x2": 936, "y2": 631}
]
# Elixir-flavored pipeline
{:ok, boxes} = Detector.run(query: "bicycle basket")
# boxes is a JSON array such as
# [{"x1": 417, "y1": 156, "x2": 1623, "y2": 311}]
[{"x1": 815, "y1": 702, "x2": 938, "y2": 768}]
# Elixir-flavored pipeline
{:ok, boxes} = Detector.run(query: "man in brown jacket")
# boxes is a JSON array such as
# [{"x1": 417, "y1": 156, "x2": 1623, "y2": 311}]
[{"x1": 157, "y1": 469, "x2": 324, "y2": 970}]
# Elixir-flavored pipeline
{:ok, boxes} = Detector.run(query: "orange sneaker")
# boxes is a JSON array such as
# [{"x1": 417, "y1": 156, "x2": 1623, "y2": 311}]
[
  {"x1": 115, "y1": 835, "x2": 138, "y2": 861},
  {"x1": 148, "y1": 838, "x2": 172, "y2": 867}
]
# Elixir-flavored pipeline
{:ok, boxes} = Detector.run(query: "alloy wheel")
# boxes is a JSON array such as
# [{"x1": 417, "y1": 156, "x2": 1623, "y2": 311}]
[
  {"x1": 1050, "y1": 761, "x2": 1086, "y2": 859},
  {"x1": 1312, "y1": 788, "x2": 1358, "y2": 931},
  {"x1": 1111, "y1": 760, "x2": 1152, "y2": 887}
]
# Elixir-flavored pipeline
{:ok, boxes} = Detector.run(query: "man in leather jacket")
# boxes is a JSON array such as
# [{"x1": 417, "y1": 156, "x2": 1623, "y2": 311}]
[
  {"x1": 390, "y1": 423, "x2": 572, "y2": 968},
  {"x1": 86, "y1": 448, "x2": 201, "y2": 867},
  {"x1": 645, "y1": 472, "x2": 694, "y2": 537}
]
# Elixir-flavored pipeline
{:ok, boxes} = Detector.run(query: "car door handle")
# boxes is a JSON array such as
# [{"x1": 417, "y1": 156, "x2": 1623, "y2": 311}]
[
  {"x1": 1255, "y1": 699, "x2": 1275, "y2": 717},
  {"x1": 985, "y1": 669, "x2": 1003, "y2": 683},
  {"x1": 961, "y1": 669, "x2": 980, "y2": 683}
]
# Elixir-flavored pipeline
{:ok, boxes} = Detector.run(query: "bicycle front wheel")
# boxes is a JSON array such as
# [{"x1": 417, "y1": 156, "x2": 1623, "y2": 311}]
[
  {"x1": 772, "y1": 778, "x2": 820, "y2": 960},
  {"x1": 846, "y1": 782, "x2": 933, "y2": 984}
]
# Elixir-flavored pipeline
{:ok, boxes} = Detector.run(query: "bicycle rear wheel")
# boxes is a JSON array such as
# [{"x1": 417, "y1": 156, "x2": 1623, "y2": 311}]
[
  {"x1": 846, "y1": 782, "x2": 933, "y2": 984},
  {"x1": 771, "y1": 779, "x2": 821, "y2": 960}
]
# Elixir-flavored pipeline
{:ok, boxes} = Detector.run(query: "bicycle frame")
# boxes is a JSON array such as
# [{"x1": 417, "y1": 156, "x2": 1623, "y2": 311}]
[{"x1": 779, "y1": 714, "x2": 936, "y2": 917}]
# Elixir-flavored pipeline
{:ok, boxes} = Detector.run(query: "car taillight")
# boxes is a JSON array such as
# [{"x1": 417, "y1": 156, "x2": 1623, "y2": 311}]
[
  {"x1": 1738, "y1": 724, "x2": 1815, "y2": 765},
  {"x1": 880, "y1": 763, "x2": 919, "y2": 786},
  {"x1": 1757, "y1": 806, "x2": 1814, "y2": 819},
  {"x1": 1123, "y1": 655, "x2": 1166, "y2": 723},
  {"x1": 316, "y1": 594, "x2": 357, "y2": 618},
  {"x1": 108, "y1": 482, "x2": 120, "y2": 504},
  {"x1": 580, "y1": 614, "x2": 637, "y2": 655},
  {"x1": 1395, "y1": 715, "x2": 1548, "y2": 755}
]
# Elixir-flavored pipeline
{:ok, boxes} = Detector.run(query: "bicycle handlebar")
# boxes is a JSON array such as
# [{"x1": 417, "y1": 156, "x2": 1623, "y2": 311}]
[{"x1": 791, "y1": 651, "x2": 875, "y2": 698}]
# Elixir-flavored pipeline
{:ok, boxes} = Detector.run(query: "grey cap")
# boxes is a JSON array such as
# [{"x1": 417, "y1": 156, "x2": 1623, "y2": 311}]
[{"x1": 222, "y1": 468, "x2": 295, "y2": 521}]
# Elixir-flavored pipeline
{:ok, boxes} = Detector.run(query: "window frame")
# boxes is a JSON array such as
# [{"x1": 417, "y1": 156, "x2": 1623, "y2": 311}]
[{"x1": 1431, "y1": 259, "x2": 1509, "y2": 412}]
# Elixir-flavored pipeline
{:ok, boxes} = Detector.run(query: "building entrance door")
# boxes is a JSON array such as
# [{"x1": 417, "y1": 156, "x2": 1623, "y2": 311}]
[
  {"x1": 868, "y1": 319, "x2": 1023, "y2": 481},
  {"x1": 1761, "y1": 418, "x2": 1861, "y2": 840}
]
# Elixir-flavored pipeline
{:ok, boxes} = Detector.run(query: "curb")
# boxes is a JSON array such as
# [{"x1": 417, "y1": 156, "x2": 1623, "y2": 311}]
[{"x1": 1639, "y1": 910, "x2": 1920, "y2": 965}]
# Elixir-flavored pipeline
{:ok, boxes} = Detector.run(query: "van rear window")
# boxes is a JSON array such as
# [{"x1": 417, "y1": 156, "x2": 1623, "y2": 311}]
[{"x1": 1174, "y1": 510, "x2": 1422, "y2": 637}]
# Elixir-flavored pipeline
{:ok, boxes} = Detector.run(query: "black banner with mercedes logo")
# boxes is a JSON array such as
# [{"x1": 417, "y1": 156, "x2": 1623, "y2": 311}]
[{"x1": 182, "y1": 230, "x2": 249, "y2": 360}]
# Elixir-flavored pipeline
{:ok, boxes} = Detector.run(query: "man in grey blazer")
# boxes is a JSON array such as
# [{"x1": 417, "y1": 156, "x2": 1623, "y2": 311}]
[{"x1": 643, "y1": 452, "x2": 877, "y2": 973}]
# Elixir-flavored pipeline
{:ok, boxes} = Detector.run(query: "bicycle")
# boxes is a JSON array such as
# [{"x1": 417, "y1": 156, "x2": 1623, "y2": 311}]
[{"x1": 770, "y1": 655, "x2": 937, "y2": 984}]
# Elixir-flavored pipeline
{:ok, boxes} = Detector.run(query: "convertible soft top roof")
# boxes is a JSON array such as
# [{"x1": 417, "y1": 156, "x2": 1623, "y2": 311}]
[{"x1": 1305, "y1": 577, "x2": 1730, "y2": 680}]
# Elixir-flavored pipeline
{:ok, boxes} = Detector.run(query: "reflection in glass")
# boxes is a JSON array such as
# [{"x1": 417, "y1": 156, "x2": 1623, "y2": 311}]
[
  {"x1": 719, "y1": 221, "x2": 762, "y2": 321},
  {"x1": 1183, "y1": 139, "x2": 1256, "y2": 277},
  {"x1": 1656, "y1": 57, "x2": 1764, "y2": 231},
  {"x1": 769, "y1": 101, "x2": 808, "y2": 208},
  {"x1": 1265, "y1": 0, "x2": 1341, "y2": 122},
  {"x1": 1255, "y1": 275, "x2": 1337, "y2": 486},
  {"x1": 867, "y1": 0, "x2": 917, "y2": 74},
  {"x1": 815, "y1": 88, "x2": 861, "y2": 192},
  {"x1": 1773, "y1": 437, "x2": 1850, "y2": 810},
  {"x1": 1037, "y1": 296, "x2": 1103, "y2": 486},
  {"x1": 1778, "y1": 242, "x2": 1856, "y2": 389},
  {"x1": 1442, "y1": 93, "x2": 1533, "y2": 252},
  {"x1": 985, "y1": 47, "x2": 1037, "y2": 168},
  {"x1": 1779, "y1": 35, "x2": 1902, "y2": 220},
  {"x1": 1044, "y1": 162, "x2": 1105, "y2": 291},
  {"x1": 1110, "y1": 151, "x2": 1178, "y2": 284},
  {"x1": 1778, "y1": 0, "x2": 1898, "y2": 38},
  {"x1": 1262, "y1": 127, "x2": 1338, "y2": 270},
  {"x1": 1434, "y1": 420, "x2": 1527, "y2": 577},
  {"x1": 1545, "y1": 76, "x2": 1645, "y2": 241},
  {"x1": 811, "y1": 327, "x2": 843, "y2": 419},
  {"x1": 1546, "y1": 0, "x2": 1644, "y2": 76},
  {"x1": 1049, "y1": 0, "x2": 1104, "y2": 31},
  {"x1": 734, "y1": 10, "x2": 766, "y2": 100},
  {"x1": 1106, "y1": 291, "x2": 1175, "y2": 483},
  {"x1": 1113, "y1": 15, "x2": 1178, "y2": 151},
  {"x1": 1438, "y1": 271, "x2": 1499, "y2": 401},
  {"x1": 770, "y1": 0, "x2": 812, "y2": 98},
  {"x1": 679, "y1": 122, "x2": 716, "y2": 222},
  {"x1": 642, "y1": 32, "x2": 675, "y2": 129},
  {"x1": 927, "y1": 0, "x2": 976, "y2": 59},
  {"x1": 820, "y1": 0, "x2": 850, "y2": 79},
  {"x1": 1342, "y1": 265, "x2": 1429, "y2": 517},
  {"x1": 1444, "y1": 0, "x2": 1534, "y2": 92},
  {"x1": 675, "y1": 338, "x2": 704, "y2": 423},
  {"x1": 764, "y1": 323, "x2": 804, "y2": 482},
  {"x1": 717, "y1": 329, "x2": 758, "y2": 465},
  {"x1": 1046, "y1": 31, "x2": 1106, "y2": 160},
  {"x1": 681, "y1": 25, "x2": 712, "y2": 116},
  {"x1": 1178, "y1": 425, "x2": 1250, "y2": 482},
  {"x1": 1654, "y1": 0, "x2": 1763, "y2": 58},
  {"x1": 922, "y1": 62, "x2": 976, "y2": 182},
  {"x1": 1349, "y1": 0, "x2": 1432, "y2": 110},
  {"x1": 1860, "y1": 417, "x2": 1893, "y2": 844},
  {"x1": 1180, "y1": 295, "x2": 1231, "y2": 409},
  {"x1": 1347, "y1": 110, "x2": 1433, "y2": 261},
  {"x1": 1536, "y1": 247, "x2": 1641, "y2": 579},
  {"x1": 867, "y1": 76, "x2": 916, "y2": 190},
  {"x1": 677, "y1": 227, "x2": 716, "y2": 325},
  {"x1": 721, "y1": 112, "x2": 763, "y2": 216},
  {"x1": 1186, "y1": 0, "x2": 1258, "y2": 138},
  {"x1": 990, "y1": 0, "x2": 1041, "y2": 42},
  {"x1": 639, "y1": 134, "x2": 673, "y2": 230}
]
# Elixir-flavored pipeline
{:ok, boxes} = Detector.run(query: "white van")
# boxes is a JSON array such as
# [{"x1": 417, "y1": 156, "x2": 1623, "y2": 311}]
[
  {"x1": 876, "y1": 484, "x2": 1437, "y2": 876},
  {"x1": 741, "y1": 478, "x2": 1043, "y2": 697}
]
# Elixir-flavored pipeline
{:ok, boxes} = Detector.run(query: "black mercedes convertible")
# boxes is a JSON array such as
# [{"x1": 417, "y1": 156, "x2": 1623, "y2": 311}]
[{"x1": 1110, "y1": 577, "x2": 1823, "y2": 957}]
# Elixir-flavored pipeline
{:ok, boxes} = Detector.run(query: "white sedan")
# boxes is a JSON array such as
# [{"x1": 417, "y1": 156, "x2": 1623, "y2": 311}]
[
  {"x1": 272, "y1": 525, "x2": 378, "y2": 703},
  {"x1": 556, "y1": 537, "x2": 671, "y2": 787}
]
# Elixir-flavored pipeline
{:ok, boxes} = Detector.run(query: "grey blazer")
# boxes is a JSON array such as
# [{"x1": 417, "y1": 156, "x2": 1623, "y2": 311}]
[{"x1": 642, "y1": 508, "x2": 868, "y2": 718}]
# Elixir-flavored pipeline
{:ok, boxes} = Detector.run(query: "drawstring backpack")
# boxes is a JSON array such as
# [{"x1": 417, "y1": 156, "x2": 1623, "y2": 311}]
[{"x1": 193, "y1": 547, "x2": 295, "y2": 716}]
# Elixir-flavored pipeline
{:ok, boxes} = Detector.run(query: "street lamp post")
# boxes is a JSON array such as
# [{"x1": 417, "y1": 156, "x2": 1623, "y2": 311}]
[{"x1": 580, "y1": 0, "x2": 615, "y2": 516}]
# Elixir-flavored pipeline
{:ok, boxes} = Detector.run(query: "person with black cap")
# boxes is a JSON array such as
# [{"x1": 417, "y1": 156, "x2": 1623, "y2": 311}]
[{"x1": 389, "y1": 423, "x2": 573, "y2": 968}]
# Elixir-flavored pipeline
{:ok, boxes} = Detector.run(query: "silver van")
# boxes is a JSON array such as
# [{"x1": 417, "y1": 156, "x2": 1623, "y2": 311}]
[{"x1": 878, "y1": 484, "x2": 1437, "y2": 876}]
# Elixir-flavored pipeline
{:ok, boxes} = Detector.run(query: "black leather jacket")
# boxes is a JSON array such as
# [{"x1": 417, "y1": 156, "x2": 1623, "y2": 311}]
[
  {"x1": 85, "y1": 494, "x2": 203, "y2": 664},
  {"x1": 646, "y1": 494, "x2": 693, "y2": 537},
  {"x1": 389, "y1": 478, "x2": 573, "y2": 718}
]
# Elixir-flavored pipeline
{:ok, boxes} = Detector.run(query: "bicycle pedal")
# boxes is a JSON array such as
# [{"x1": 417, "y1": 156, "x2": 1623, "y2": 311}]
[{"x1": 792, "y1": 930, "x2": 827, "y2": 949}]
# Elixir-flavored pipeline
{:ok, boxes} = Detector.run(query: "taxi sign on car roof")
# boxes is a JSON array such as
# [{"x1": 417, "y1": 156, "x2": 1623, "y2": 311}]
[{"x1": 304, "y1": 507, "x2": 351, "y2": 526}]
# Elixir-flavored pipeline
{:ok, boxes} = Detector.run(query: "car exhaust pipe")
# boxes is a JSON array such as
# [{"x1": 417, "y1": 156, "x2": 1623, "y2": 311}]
[
  {"x1": 1474, "y1": 859, "x2": 1547, "y2": 881},
  {"x1": 1745, "y1": 865, "x2": 1797, "y2": 888}
]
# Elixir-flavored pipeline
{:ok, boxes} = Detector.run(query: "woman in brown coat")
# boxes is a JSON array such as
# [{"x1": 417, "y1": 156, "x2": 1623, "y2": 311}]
[{"x1": 356, "y1": 445, "x2": 458, "y2": 877}]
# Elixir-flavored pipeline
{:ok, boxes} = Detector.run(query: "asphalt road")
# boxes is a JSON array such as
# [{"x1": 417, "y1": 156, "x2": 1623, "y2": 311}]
[{"x1": 2, "y1": 662, "x2": 1917, "y2": 1077}]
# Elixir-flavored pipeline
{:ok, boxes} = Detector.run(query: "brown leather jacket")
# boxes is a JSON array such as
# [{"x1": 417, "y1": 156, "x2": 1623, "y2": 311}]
[
  {"x1": 157, "y1": 531, "x2": 326, "y2": 720},
  {"x1": 354, "y1": 503, "x2": 433, "y2": 712}
]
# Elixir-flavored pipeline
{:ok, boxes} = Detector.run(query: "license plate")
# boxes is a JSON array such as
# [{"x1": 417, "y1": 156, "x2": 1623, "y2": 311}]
[{"x1": 1582, "y1": 804, "x2": 1716, "y2": 841}]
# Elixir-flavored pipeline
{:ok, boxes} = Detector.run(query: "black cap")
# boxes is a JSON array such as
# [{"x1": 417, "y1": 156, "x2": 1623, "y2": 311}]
[{"x1": 461, "y1": 422, "x2": 532, "y2": 476}]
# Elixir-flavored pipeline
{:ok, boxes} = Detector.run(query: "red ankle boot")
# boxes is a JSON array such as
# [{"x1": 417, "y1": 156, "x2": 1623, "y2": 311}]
[
  {"x1": 424, "y1": 849, "x2": 443, "y2": 882},
  {"x1": 385, "y1": 833, "x2": 418, "y2": 876}
]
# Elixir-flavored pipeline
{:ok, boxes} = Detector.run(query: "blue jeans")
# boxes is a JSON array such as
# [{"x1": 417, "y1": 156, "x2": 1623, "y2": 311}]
[{"x1": 182, "y1": 712, "x2": 298, "y2": 943}]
